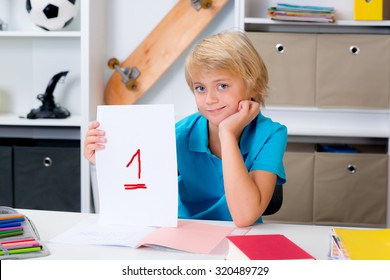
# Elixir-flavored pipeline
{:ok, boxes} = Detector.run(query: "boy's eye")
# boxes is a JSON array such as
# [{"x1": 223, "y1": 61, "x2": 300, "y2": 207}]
[
  {"x1": 195, "y1": 85, "x2": 206, "y2": 92},
  {"x1": 218, "y1": 83, "x2": 228, "y2": 90}
]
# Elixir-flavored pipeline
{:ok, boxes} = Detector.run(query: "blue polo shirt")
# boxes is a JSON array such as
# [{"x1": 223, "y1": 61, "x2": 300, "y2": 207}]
[{"x1": 175, "y1": 112, "x2": 287, "y2": 222}]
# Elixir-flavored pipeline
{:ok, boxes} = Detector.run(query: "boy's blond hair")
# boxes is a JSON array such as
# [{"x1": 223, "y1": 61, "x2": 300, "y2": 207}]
[{"x1": 185, "y1": 31, "x2": 268, "y2": 106}]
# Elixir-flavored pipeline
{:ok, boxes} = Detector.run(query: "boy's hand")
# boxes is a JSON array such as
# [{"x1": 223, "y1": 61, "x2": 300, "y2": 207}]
[
  {"x1": 83, "y1": 121, "x2": 106, "y2": 165},
  {"x1": 218, "y1": 100, "x2": 260, "y2": 141}
]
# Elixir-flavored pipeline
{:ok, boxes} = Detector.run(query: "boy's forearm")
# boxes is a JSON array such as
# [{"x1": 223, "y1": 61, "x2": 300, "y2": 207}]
[{"x1": 220, "y1": 135, "x2": 262, "y2": 227}]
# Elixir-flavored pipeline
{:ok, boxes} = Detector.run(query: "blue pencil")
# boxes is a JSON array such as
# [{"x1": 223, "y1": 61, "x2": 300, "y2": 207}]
[
  {"x1": 0, "y1": 222, "x2": 22, "y2": 228},
  {"x1": 0, "y1": 217, "x2": 25, "y2": 225}
]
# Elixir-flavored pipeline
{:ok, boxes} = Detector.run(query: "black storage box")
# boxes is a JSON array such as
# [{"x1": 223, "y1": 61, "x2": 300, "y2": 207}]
[
  {"x1": 0, "y1": 145, "x2": 13, "y2": 207},
  {"x1": 13, "y1": 142, "x2": 81, "y2": 212}
]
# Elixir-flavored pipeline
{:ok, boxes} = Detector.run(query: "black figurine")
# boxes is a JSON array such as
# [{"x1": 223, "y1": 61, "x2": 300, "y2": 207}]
[
  {"x1": 27, "y1": 71, "x2": 71, "y2": 119},
  {"x1": 0, "y1": 18, "x2": 8, "y2": 30}
]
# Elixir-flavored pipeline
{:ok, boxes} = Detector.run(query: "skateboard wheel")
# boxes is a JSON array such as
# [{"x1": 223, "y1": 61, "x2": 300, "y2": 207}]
[
  {"x1": 125, "y1": 80, "x2": 138, "y2": 90},
  {"x1": 201, "y1": 0, "x2": 212, "y2": 9},
  {"x1": 107, "y1": 58, "x2": 120, "y2": 69}
]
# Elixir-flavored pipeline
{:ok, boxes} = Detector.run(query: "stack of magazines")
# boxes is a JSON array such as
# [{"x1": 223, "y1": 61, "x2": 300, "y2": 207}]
[{"x1": 268, "y1": 3, "x2": 335, "y2": 23}]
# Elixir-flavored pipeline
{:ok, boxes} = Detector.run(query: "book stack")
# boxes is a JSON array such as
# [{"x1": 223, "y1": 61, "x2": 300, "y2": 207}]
[
  {"x1": 330, "y1": 227, "x2": 390, "y2": 260},
  {"x1": 0, "y1": 207, "x2": 49, "y2": 259},
  {"x1": 268, "y1": 3, "x2": 335, "y2": 23}
]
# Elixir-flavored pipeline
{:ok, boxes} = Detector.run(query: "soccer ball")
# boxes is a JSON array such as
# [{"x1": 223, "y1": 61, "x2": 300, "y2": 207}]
[{"x1": 26, "y1": 0, "x2": 79, "y2": 31}]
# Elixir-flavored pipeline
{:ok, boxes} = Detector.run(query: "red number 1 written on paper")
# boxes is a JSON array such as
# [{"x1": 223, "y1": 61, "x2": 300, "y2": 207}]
[{"x1": 124, "y1": 149, "x2": 147, "y2": 190}]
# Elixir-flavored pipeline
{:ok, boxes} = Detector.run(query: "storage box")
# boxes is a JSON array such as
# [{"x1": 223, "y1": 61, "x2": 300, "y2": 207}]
[
  {"x1": 13, "y1": 145, "x2": 81, "y2": 212},
  {"x1": 313, "y1": 151, "x2": 387, "y2": 227},
  {"x1": 263, "y1": 143, "x2": 315, "y2": 224},
  {"x1": 316, "y1": 34, "x2": 390, "y2": 109},
  {"x1": 354, "y1": 0, "x2": 390, "y2": 20},
  {"x1": 0, "y1": 146, "x2": 13, "y2": 207},
  {"x1": 247, "y1": 32, "x2": 316, "y2": 107}
]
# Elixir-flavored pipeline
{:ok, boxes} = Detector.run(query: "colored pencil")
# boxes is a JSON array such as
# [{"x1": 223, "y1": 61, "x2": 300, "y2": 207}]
[
  {"x1": 0, "y1": 238, "x2": 35, "y2": 245},
  {"x1": 0, "y1": 230, "x2": 24, "y2": 238},
  {"x1": 0, "y1": 226, "x2": 23, "y2": 232},
  {"x1": 0, "y1": 214, "x2": 25, "y2": 221},
  {"x1": 1, "y1": 242, "x2": 41, "y2": 250},
  {"x1": 0, "y1": 217, "x2": 25, "y2": 225},
  {"x1": 0, "y1": 222, "x2": 22, "y2": 228},
  {"x1": 0, "y1": 246, "x2": 42, "y2": 256},
  {"x1": 0, "y1": 229, "x2": 23, "y2": 235}
]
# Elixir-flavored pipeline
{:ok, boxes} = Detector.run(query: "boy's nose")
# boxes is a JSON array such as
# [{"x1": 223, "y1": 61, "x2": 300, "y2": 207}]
[{"x1": 205, "y1": 91, "x2": 218, "y2": 104}]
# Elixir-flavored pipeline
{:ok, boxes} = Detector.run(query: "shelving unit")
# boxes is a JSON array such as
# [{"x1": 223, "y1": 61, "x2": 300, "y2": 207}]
[
  {"x1": 0, "y1": 0, "x2": 107, "y2": 212},
  {"x1": 235, "y1": 0, "x2": 390, "y2": 227},
  {"x1": 243, "y1": 18, "x2": 390, "y2": 33},
  {"x1": 235, "y1": 0, "x2": 390, "y2": 139}
]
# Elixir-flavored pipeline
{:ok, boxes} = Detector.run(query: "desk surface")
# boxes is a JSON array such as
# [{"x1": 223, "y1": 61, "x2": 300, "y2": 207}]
[{"x1": 22, "y1": 209, "x2": 332, "y2": 260}]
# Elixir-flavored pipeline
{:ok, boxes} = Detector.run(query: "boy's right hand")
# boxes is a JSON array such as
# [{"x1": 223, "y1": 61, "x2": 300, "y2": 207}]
[{"x1": 83, "y1": 121, "x2": 106, "y2": 165}]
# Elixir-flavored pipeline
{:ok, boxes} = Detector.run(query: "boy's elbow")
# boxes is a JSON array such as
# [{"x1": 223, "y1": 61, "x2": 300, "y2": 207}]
[{"x1": 232, "y1": 215, "x2": 258, "y2": 227}]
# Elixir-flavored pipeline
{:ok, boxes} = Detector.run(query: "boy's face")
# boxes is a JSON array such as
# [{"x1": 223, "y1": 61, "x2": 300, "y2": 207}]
[{"x1": 191, "y1": 69, "x2": 250, "y2": 127}]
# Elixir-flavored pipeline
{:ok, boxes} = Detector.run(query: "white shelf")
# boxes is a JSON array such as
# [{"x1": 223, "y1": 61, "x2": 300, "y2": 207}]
[
  {"x1": 244, "y1": 18, "x2": 390, "y2": 27},
  {"x1": 239, "y1": 1, "x2": 390, "y2": 33},
  {"x1": 243, "y1": 18, "x2": 390, "y2": 34},
  {"x1": 262, "y1": 107, "x2": 390, "y2": 138},
  {"x1": 0, "y1": 31, "x2": 81, "y2": 38},
  {"x1": 0, "y1": 113, "x2": 81, "y2": 127}
]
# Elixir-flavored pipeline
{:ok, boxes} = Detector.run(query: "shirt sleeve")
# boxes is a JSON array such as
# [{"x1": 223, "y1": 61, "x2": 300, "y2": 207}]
[{"x1": 250, "y1": 124, "x2": 287, "y2": 185}]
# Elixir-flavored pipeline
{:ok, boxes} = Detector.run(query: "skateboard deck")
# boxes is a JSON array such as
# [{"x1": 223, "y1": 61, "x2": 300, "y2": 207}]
[{"x1": 104, "y1": 0, "x2": 229, "y2": 105}]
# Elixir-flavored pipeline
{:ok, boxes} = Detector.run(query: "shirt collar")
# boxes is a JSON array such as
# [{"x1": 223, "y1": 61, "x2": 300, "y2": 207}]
[{"x1": 189, "y1": 115, "x2": 209, "y2": 153}]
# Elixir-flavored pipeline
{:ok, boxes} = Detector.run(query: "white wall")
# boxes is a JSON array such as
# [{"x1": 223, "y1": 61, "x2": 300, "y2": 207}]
[{"x1": 104, "y1": 0, "x2": 236, "y2": 121}]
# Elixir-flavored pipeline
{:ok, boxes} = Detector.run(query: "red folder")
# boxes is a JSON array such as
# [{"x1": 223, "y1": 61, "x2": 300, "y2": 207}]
[{"x1": 226, "y1": 234, "x2": 315, "y2": 260}]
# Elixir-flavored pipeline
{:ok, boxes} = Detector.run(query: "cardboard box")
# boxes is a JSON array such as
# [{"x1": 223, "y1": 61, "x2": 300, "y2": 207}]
[{"x1": 354, "y1": 0, "x2": 390, "y2": 20}]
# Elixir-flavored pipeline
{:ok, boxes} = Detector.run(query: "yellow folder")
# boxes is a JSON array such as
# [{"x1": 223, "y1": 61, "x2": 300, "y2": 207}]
[
  {"x1": 333, "y1": 227, "x2": 390, "y2": 260},
  {"x1": 354, "y1": 0, "x2": 390, "y2": 20}
]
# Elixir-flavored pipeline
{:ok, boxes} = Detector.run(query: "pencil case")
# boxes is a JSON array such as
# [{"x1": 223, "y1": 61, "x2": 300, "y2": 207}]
[{"x1": 0, "y1": 206, "x2": 50, "y2": 260}]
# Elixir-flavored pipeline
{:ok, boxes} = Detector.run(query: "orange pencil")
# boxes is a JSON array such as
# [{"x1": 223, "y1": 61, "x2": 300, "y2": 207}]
[{"x1": 0, "y1": 214, "x2": 25, "y2": 221}]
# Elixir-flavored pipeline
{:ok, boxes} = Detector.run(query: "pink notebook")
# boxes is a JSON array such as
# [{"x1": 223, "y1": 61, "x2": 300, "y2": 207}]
[{"x1": 138, "y1": 220, "x2": 235, "y2": 254}]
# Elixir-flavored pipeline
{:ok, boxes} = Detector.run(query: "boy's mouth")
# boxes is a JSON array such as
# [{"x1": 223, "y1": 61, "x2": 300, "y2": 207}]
[{"x1": 207, "y1": 106, "x2": 226, "y2": 114}]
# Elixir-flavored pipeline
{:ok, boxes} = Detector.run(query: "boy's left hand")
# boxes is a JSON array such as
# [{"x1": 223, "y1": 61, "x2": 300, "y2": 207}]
[{"x1": 219, "y1": 100, "x2": 260, "y2": 141}]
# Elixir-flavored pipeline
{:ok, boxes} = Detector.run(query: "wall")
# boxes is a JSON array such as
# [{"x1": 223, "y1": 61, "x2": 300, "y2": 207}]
[{"x1": 104, "y1": 0, "x2": 236, "y2": 121}]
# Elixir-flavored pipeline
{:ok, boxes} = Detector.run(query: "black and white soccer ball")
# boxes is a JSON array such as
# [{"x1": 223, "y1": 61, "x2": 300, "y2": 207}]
[{"x1": 26, "y1": 0, "x2": 79, "y2": 31}]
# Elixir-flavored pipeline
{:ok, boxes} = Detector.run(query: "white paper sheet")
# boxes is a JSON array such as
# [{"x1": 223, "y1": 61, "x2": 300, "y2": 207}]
[
  {"x1": 96, "y1": 105, "x2": 178, "y2": 227},
  {"x1": 49, "y1": 216, "x2": 155, "y2": 248}
]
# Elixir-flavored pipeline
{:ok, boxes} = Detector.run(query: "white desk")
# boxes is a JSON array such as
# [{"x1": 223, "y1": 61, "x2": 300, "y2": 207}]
[{"x1": 21, "y1": 209, "x2": 333, "y2": 260}]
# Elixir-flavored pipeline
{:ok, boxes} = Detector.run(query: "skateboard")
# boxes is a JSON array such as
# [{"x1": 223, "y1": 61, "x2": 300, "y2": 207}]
[{"x1": 104, "y1": 0, "x2": 229, "y2": 105}]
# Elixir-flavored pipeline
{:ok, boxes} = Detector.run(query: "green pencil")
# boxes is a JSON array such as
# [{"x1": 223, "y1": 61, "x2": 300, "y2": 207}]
[
  {"x1": 0, "y1": 229, "x2": 23, "y2": 238},
  {"x1": 0, "y1": 246, "x2": 42, "y2": 256}
]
